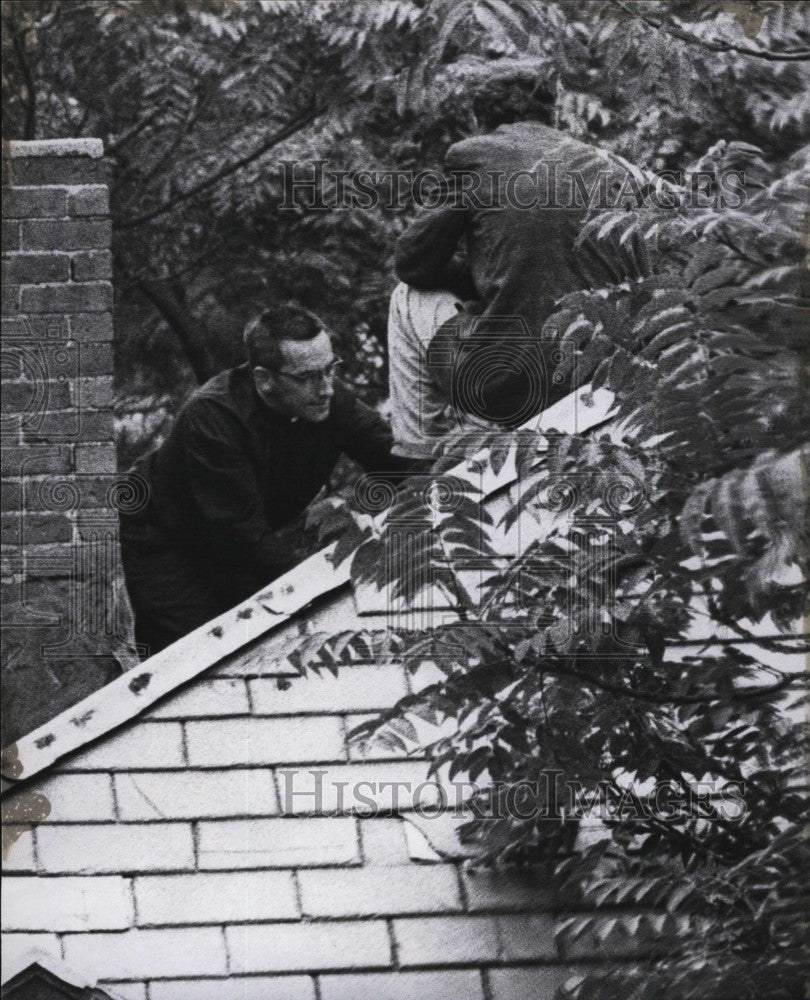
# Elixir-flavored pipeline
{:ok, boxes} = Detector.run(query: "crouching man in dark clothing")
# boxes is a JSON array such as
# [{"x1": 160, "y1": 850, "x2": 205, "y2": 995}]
[{"x1": 120, "y1": 307, "x2": 411, "y2": 657}]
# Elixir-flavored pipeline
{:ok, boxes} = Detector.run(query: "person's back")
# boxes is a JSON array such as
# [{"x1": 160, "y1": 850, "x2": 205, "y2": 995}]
[{"x1": 449, "y1": 122, "x2": 634, "y2": 327}]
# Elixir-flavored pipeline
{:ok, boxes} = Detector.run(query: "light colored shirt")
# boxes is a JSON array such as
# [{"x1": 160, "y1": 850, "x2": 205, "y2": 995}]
[{"x1": 388, "y1": 283, "x2": 461, "y2": 459}]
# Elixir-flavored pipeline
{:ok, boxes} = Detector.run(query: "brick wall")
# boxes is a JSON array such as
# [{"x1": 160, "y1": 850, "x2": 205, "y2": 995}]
[{"x1": 1, "y1": 139, "x2": 135, "y2": 746}]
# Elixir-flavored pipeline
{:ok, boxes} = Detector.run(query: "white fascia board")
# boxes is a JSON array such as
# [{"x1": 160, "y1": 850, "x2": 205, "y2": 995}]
[{"x1": 1, "y1": 548, "x2": 350, "y2": 790}]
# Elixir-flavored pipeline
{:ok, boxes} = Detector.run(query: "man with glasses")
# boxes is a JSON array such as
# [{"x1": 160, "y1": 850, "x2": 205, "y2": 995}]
[{"x1": 119, "y1": 306, "x2": 410, "y2": 656}]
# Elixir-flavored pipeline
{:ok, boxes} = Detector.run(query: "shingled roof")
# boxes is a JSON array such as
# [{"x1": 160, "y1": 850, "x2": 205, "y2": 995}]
[{"x1": 3, "y1": 383, "x2": 803, "y2": 999}]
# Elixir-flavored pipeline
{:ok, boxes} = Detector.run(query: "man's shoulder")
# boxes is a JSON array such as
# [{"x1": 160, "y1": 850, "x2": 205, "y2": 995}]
[
  {"x1": 180, "y1": 366, "x2": 254, "y2": 430},
  {"x1": 446, "y1": 122, "x2": 583, "y2": 171}
]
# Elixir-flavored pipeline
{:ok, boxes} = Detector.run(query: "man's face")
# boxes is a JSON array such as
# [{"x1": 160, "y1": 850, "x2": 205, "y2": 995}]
[{"x1": 255, "y1": 331, "x2": 336, "y2": 423}]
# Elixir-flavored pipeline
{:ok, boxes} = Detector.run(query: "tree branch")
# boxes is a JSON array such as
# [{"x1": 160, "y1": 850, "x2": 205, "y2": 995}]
[
  {"x1": 11, "y1": 29, "x2": 36, "y2": 140},
  {"x1": 106, "y1": 101, "x2": 169, "y2": 157},
  {"x1": 541, "y1": 660, "x2": 801, "y2": 706},
  {"x1": 124, "y1": 33, "x2": 259, "y2": 197},
  {"x1": 133, "y1": 278, "x2": 213, "y2": 384},
  {"x1": 612, "y1": 0, "x2": 810, "y2": 62},
  {"x1": 706, "y1": 595, "x2": 810, "y2": 656},
  {"x1": 116, "y1": 104, "x2": 319, "y2": 230},
  {"x1": 131, "y1": 88, "x2": 210, "y2": 193}
]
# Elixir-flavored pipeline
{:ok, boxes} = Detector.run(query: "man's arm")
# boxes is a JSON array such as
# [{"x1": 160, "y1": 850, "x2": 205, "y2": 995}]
[
  {"x1": 332, "y1": 386, "x2": 414, "y2": 477},
  {"x1": 394, "y1": 201, "x2": 476, "y2": 299},
  {"x1": 180, "y1": 400, "x2": 298, "y2": 580}
]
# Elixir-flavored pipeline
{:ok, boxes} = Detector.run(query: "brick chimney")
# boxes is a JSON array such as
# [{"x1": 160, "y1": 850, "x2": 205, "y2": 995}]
[{"x1": 2, "y1": 139, "x2": 136, "y2": 744}]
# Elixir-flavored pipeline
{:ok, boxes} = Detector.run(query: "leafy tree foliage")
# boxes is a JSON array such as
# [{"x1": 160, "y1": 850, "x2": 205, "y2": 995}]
[
  {"x1": 305, "y1": 161, "x2": 809, "y2": 996},
  {"x1": 305, "y1": 4, "x2": 809, "y2": 997},
  {"x1": 5, "y1": 2, "x2": 807, "y2": 418},
  {"x1": 4, "y1": 0, "x2": 430, "y2": 411},
  {"x1": 4, "y1": 3, "x2": 809, "y2": 994}
]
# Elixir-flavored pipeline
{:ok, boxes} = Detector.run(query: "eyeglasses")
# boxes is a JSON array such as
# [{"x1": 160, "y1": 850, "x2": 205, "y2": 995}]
[{"x1": 275, "y1": 358, "x2": 342, "y2": 387}]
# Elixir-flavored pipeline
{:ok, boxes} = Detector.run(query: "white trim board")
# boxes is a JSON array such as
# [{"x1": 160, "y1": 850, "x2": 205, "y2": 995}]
[{"x1": 1, "y1": 548, "x2": 350, "y2": 790}]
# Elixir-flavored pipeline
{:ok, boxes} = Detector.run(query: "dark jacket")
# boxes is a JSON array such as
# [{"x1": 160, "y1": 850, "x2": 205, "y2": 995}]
[
  {"x1": 130, "y1": 365, "x2": 407, "y2": 588},
  {"x1": 395, "y1": 122, "x2": 650, "y2": 423}
]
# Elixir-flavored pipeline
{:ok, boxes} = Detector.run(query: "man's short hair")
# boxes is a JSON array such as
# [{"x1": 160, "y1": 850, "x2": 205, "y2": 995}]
[{"x1": 243, "y1": 306, "x2": 325, "y2": 370}]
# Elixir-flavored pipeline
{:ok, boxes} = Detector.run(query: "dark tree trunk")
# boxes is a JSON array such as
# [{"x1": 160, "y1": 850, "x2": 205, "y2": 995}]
[
  {"x1": 12, "y1": 31, "x2": 37, "y2": 140},
  {"x1": 135, "y1": 279, "x2": 212, "y2": 385}
]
